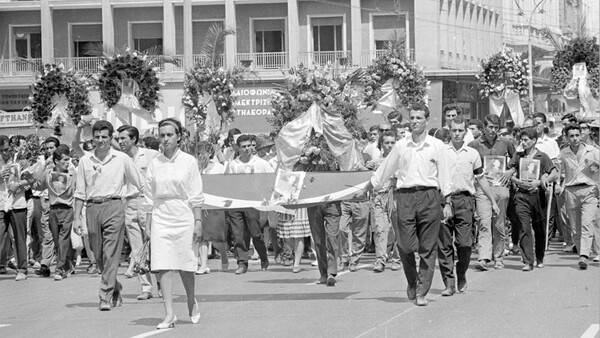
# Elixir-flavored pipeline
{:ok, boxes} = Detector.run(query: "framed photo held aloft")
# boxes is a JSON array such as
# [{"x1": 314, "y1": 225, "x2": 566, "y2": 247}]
[
  {"x1": 483, "y1": 156, "x2": 506, "y2": 186},
  {"x1": 50, "y1": 172, "x2": 69, "y2": 195},
  {"x1": 519, "y1": 158, "x2": 540, "y2": 181}
]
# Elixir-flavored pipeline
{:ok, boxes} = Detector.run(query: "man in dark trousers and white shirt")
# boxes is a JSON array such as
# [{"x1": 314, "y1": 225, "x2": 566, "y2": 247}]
[{"x1": 369, "y1": 103, "x2": 450, "y2": 306}]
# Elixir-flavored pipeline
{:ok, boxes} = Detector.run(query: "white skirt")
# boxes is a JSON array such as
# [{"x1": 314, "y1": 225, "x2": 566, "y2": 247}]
[{"x1": 150, "y1": 199, "x2": 197, "y2": 272}]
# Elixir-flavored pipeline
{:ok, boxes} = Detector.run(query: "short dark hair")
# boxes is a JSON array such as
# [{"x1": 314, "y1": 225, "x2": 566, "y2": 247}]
[
  {"x1": 442, "y1": 104, "x2": 463, "y2": 116},
  {"x1": 564, "y1": 123, "x2": 581, "y2": 135},
  {"x1": 158, "y1": 118, "x2": 183, "y2": 136},
  {"x1": 387, "y1": 111, "x2": 402, "y2": 123},
  {"x1": 52, "y1": 144, "x2": 71, "y2": 162},
  {"x1": 378, "y1": 131, "x2": 397, "y2": 150},
  {"x1": 561, "y1": 113, "x2": 577, "y2": 123},
  {"x1": 44, "y1": 136, "x2": 60, "y2": 148},
  {"x1": 532, "y1": 112, "x2": 547, "y2": 124},
  {"x1": 92, "y1": 120, "x2": 114, "y2": 137},
  {"x1": 519, "y1": 127, "x2": 538, "y2": 141},
  {"x1": 484, "y1": 114, "x2": 501, "y2": 126},
  {"x1": 369, "y1": 125, "x2": 379, "y2": 132},
  {"x1": 410, "y1": 103, "x2": 430, "y2": 118},
  {"x1": 468, "y1": 119, "x2": 484, "y2": 131},
  {"x1": 0, "y1": 135, "x2": 9, "y2": 147},
  {"x1": 117, "y1": 125, "x2": 140, "y2": 144},
  {"x1": 142, "y1": 136, "x2": 160, "y2": 151},
  {"x1": 236, "y1": 134, "x2": 255, "y2": 147},
  {"x1": 448, "y1": 115, "x2": 467, "y2": 128}
]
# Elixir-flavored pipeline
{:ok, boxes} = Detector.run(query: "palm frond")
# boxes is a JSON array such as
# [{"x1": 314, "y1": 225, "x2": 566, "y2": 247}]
[
  {"x1": 83, "y1": 42, "x2": 115, "y2": 58},
  {"x1": 384, "y1": 30, "x2": 407, "y2": 53},
  {"x1": 142, "y1": 46, "x2": 182, "y2": 67},
  {"x1": 200, "y1": 23, "x2": 236, "y2": 68}
]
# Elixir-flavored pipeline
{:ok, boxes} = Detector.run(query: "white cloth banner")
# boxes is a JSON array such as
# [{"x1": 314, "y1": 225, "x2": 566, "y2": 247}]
[{"x1": 489, "y1": 89, "x2": 524, "y2": 126}]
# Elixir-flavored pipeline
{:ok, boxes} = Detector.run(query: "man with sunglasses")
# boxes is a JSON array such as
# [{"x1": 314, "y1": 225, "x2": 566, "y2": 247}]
[{"x1": 468, "y1": 114, "x2": 515, "y2": 270}]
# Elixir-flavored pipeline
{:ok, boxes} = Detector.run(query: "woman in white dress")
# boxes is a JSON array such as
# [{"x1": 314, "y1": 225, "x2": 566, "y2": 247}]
[{"x1": 145, "y1": 118, "x2": 203, "y2": 329}]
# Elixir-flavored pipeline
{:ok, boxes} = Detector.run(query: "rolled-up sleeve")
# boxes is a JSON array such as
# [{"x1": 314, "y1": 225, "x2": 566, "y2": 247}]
[
  {"x1": 371, "y1": 144, "x2": 399, "y2": 190},
  {"x1": 187, "y1": 157, "x2": 205, "y2": 208},
  {"x1": 438, "y1": 145, "x2": 453, "y2": 197},
  {"x1": 74, "y1": 161, "x2": 86, "y2": 201}
]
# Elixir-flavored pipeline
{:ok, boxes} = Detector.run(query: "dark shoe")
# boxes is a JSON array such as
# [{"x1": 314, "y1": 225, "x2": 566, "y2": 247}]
[
  {"x1": 579, "y1": 256, "x2": 589, "y2": 270},
  {"x1": 522, "y1": 264, "x2": 533, "y2": 271},
  {"x1": 415, "y1": 295, "x2": 428, "y2": 306},
  {"x1": 260, "y1": 259, "x2": 269, "y2": 271},
  {"x1": 349, "y1": 263, "x2": 358, "y2": 272},
  {"x1": 0, "y1": 266, "x2": 7, "y2": 274},
  {"x1": 112, "y1": 283, "x2": 123, "y2": 307},
  {"x1": 35, "y1": 265, "x2": 51, "y2": 277},
  {"x1": 137, "y1": 292, "x2": 153, "y2": 300},
  {"x1": 441, "y1": 285, "x2": 456, "y2": 297},
  {"x1": 318, "y1": 276, "x2": 327, "y2": 285},
  {"x1": 373, "y1": 260, "x2": 385, "y2": 273},
  {"x1": 98, "y1": 299, "x2": 111, "y2": 311},
  {"x1": 573, "y1": 246, "x2": 578, "y2": 254},
  {"x1": 475, "y1": 260, "x2": 488, "y2": 271},
  {"x1": 235, "y1": 264, "x2": 248, "y2": 275},
  {"x1": 457, "y1": 279, "x2": 467, "y2": 293},
  {"x1": 406, "y1": 284, "x2": 416, "y2": 301},
  {"x1": 7, "y1": 260, "x2": 17, "y2": 270},
  {"x1": 326, "y1": 275, "x2": 336, "y2": 287}
]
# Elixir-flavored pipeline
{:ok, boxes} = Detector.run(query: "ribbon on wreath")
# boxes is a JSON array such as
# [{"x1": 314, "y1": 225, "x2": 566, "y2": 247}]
[
  {"x1": 488, "y1": 84, "x2": 525, "y2": 126},
  {"x1": 112, "y1": 78, "x2": 155, "y2": 124},
  {"x1": 563, "y1": 63, "x2": 599, "y2": 118},
  {"x1": 372, "y1": 78, "x2": 400, "y2": 114},
  {"x1": 275, "y1": 102, "x2": 363, "y2": 172},
  {"x1": 47, "y1": 94, "x2": 71, "y2": 126}
]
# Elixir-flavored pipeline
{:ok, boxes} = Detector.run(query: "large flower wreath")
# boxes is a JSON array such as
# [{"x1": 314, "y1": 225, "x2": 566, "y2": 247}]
[
  {"x1": 362, "y1": 47, "x2": 428, "y2": 109},
  {"x1": 29, "y1": 63, "x2": 92, "y2": 126},
  {"x1": 550, "y1": 36, "x2": 599, "y2": 99},
  {"x1": 97, "y1": 49, "x2": 169, "y2": 114},
  {"x1": 270, "y1": 64, "x2": 364, "y2": 171},
  {"x1": 477, "y1": 49, "x2": 529, "y2": 98},
  {"x1": 182, "y1": 66, "x2": 244, "y2": 129}
]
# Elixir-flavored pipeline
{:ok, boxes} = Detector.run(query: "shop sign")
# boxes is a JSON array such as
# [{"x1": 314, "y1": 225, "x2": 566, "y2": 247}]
[{"x1": 0, "y1": 110, "x2": 34, "y2": 128}]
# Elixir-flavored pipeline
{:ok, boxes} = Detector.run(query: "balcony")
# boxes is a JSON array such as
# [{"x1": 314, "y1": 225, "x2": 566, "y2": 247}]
[
  {"x1": 0, "y1": 58, "x2": 42, "y2": 76},
  {"x1": 235, "y1": 52, "x2": 288, "y2": 69},
  {"x1": 53, "y1": 57, "x2": 102, "y2": 73},
  {"x1": 358, "y1": 49, "x2": 415, "y2": 68},
  {"x1": 298, "y1": 51, "x2": 352, "y2": 68}
]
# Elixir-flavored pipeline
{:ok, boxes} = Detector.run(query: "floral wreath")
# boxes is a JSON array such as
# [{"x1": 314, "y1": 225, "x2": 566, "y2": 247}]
[
  {"x1": 362, "y1": 48, "x2": 428, "y2": 109},
  {"x1": 269, "y1": 63, "x2": 364, "y2": 171},
  {"x1": 182, "y1": 66, "x2": 244, "y2": 129},
  {"x1": 97, "y1": 49, "x2": 164, "y2": 113},
  {"x1": 29, "y1": 63, "x2": 92, "y2": 126},
  {"x1": 550, "y1": 36, "x2": 599, "y2": 99},
  {"x1": 477, "y1": 49, "x2": 529, "y2": 98}
]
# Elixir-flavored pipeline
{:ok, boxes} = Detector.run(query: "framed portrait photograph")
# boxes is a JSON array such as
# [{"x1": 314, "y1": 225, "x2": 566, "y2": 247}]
[
  {"x1": 582, "y1": 158, "x2": 599, "y2": 182},
  {"x1": 483, "y1": 156, "x2": 506, "y2": 186},
  {"x1": 3, "y1": 163, "x2": 20, "y2": 183},
  {"x1": 270, "y1": 169, "x2": 306, "y2": 205},
  {"x1": 519, "y1": 158, "x2": 541, "y2": 181},
  {"x1": 50, "y1": 172, "x2": 69, "y2": 195}
]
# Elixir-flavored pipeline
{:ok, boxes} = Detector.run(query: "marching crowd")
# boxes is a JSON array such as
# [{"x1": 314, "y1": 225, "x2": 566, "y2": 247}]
[{"x1": 0, "y1": 104, "x2": 598, "y2": 327}]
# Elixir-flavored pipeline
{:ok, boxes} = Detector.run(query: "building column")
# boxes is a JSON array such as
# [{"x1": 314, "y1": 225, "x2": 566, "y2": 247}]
[
  {"x1": 225, "y1": 0, "x2": 236, "y2": 69},
  {"x1": 40, "y1": 0, "x2": 54, "y2": 63},
  {"x1": 287, "y1": 0, "x2": 299, "y2": 67},
  {"x1": 101, "y1": 0, "x2": 114, "y2": 50},
  {"x1": 350, "y1": 0, "x2": 362, "y2": 67},
  {"x1": 163, "y1": 0, "x2": 176, "y2": 73},
  {"x1": 183, "y1": 0, "x2": 193, "y2": 69}
]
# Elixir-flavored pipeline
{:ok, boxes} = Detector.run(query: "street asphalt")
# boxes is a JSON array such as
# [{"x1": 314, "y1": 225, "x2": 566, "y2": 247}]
[{"x1": 0, "y1": 241, "x2": 597, "y2": 338}]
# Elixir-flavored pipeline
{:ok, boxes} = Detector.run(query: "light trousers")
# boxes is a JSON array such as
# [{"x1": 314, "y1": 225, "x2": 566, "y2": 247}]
[
  {"x1": 475, "y1": 186, "x2": 508, "y2": 262},
  {"x1": 565, "y1": 185, "x2": 599, "y2": 258}
]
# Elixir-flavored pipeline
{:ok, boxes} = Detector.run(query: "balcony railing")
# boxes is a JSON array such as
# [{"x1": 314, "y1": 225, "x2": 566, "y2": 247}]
[
  {"x1": 235, "y1": 52, "x2": 288, "y2": 69},
  {"x1": 298, "y1": 51, "x2": 352, "y2": 67},
  {"x1": 358, "y1": 49, "x2": 415, "y2": 68},
  {"x1": 0, "y1": 58, "x2": 42, "y2": 76},
  {"x1": 54, "y1": 57, "x2": 102, "y2": 73}
]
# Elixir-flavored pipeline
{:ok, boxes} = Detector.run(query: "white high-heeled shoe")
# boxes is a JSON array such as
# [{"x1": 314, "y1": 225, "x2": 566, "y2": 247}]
[
  {"x1": 190, "y1": 300, "x2": 201, "y2": 324},
  {"x1": 156, "y1": 316, "x2": 177, "y2": 329}
]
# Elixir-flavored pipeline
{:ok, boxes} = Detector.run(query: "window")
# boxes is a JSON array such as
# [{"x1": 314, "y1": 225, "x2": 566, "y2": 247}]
[
  {"x1": 131, "y1": 22, "x2": 163, "y2": 53},
  {"x1": 74, "y1": 41, "x2": 101, "y2": 57},
  {"x1": 254, "y1": 19, "x2": 285, "y2": 53},
  {"x1": 311, "y1": 17, "x2": 343, "y2": 52},
  {"x1": 72, "y1": 24, "x2": 102, "y2": 57},
  {"x1": 372, "y1": 14, "x2": 406, "y2": 51},
  {"x1": 134, "y1": 38, "x2": 163, "y2": 53},
  {"x1": 13, "y1": 28, "x2": 41, "y2": 59}
]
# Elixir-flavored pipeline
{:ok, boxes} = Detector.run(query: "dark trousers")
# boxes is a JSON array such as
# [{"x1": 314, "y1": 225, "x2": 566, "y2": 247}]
[
  {"x1": 515, "y1": 192, "x2": 546, "y2": 265},
  {"x1": 226, "y1": 209, "x2": 268, "y2": 265},
  {"x1": 8, "y1": 209, "x2": 28, "y2": 274},
  {"x1": 0, "y1": 211, "x2": 12, "y2": 267},
  {"x1": 308, "y1": 202, "x2": 341, "y2": 279},
  {"x1": 438, "y1": 194, "x2": 474, "y2": 286},
  {"x1": 507, "y1": 189, "x2": 521, "y2": 246},
  {"x1": 396, "y1": 189, "x2": 441, "y2": 297},
  {"x1": 86, "y1": 200, "x2": 125, "y2": 302},
  {"x1": 49, "y1": 205, "x2": 74, "y2": 274}
]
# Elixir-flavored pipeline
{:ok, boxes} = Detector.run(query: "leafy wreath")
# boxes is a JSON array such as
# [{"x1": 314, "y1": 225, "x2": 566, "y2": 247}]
[
  {"x1": 29, "y1": 63, "x2": 92, "y2": 126},
  {"x1": 362, "y1": 47, "x2": 428, "y2": 109},
  {"x1": 550, "y1": 36, "x2": 599, "y2": 99},
  {"x1": 95, "y1": 47, "x2": 177, "y2": 114},
  {"x1": 477, "y1": 49, "x2": 529, "y2": 98},
  {"x1": 269, "y1": 64, "x2": 364, "y2": 171}
]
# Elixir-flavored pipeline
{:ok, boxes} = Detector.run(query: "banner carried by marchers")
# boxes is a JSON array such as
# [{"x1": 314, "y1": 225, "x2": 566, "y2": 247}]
[{"x1": 202, "y1": 171, "x2": 372, "y2": 210}]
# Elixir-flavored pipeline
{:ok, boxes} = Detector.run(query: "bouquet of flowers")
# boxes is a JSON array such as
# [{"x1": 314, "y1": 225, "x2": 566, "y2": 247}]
[
  {"x1": 28, "y1": 63, "x2": 92, "y2": 126},
  {"x1": 477, "y1": 49, "x2": 529, "y2": 97},
  {"x1": 362, "y1": 47, "x2": 428, "y2": 109},
  {"x1": 550, "y1": 36, "x2": 599, "y2": 99}
]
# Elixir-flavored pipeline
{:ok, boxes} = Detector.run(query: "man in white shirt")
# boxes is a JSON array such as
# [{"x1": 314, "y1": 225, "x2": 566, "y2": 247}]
[
  {"x1": 442, "y1": 104, "x2": 474, "y2": 144},
  {"x1": 117, "y1": 125, "x2": 159, "y2": 301},
  {"x1": 362, "y1": 125, "x2": 382, "y2": 162},
  {"x1": 369, "y1": 103, "x2": 450, "y2": 306},
  {"x1": 225, "y1": 134, "x2": 274, "y2": 274}
]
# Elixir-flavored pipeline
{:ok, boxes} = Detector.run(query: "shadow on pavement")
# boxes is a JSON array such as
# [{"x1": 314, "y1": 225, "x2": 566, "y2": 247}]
[
  {"x1": 196, "y1": 292, "x2": 360, "y2": 302},
  {"x1": 247, "y1": 278, "x2": 318, "y2": 284}
]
